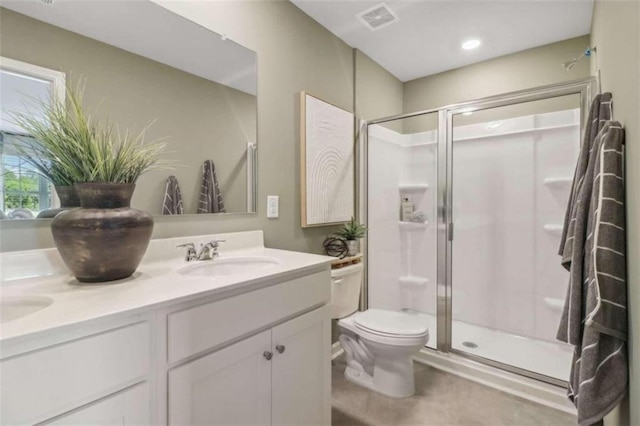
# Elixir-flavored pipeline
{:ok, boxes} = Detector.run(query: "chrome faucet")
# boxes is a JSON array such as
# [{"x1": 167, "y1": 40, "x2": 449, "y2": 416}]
[
  {"x1": 197, "y1": 240, "x2": 225, "y2": 260},
  {"x1": 177, "y1": 240, "x2": 225, "y2": 262}
]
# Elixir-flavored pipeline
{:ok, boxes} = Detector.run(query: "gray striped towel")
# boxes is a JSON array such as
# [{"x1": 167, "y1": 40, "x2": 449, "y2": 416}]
[
  {"x1": 557, "y1": 93, "x2": 627, "y2": 426},
  {"x1": 559, "y1": 93, "x2": 612, "y2": 257},
  {"x1": 197, "y1": 160, "x2": 225, "y2": 214},
  {"x1": 162, "y1": 175, "x2": 184, "y2": 215}
]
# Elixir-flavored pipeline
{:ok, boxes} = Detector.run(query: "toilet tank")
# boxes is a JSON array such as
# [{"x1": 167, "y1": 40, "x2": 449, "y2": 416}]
[{"x1": 330, "y1": 262, "x2": 364, "y2": 319}]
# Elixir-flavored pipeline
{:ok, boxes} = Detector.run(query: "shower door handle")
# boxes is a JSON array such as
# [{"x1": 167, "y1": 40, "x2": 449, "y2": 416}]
[{"x1": 448, "y1": 223, "x2": 454, "y2": 241}]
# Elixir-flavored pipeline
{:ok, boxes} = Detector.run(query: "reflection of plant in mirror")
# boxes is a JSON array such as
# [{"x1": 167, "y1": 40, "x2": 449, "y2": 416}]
[
  {"x1": 10, "y1": 80, "x2": 167, "y2": 185},
  {"x1": 335, "y1": 217, "x2": 367, "y2": 241}
]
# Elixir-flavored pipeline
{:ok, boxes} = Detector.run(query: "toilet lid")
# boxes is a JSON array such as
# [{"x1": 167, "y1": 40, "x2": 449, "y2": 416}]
[{"x1": 354, "y1": 309, "x2": 428, "y2": 337}]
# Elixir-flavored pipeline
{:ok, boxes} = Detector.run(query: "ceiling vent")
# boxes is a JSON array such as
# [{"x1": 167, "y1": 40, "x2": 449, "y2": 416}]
[{"x1": 356, "y1": 3, "x2": 398, "y2": 31}]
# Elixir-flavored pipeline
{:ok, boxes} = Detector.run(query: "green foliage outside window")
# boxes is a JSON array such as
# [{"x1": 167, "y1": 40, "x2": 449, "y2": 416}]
[{"x1": 3, "y1": 170, "x2": 40, "y2": 210}]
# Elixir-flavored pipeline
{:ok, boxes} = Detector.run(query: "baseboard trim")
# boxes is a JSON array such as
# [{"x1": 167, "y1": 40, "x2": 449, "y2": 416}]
[
  {"x1": 414, "y1": 349, "x2": 576, "y2": 415},
  {"x1": 332, "y1": 341, "x2": 344, "y2": 360}
]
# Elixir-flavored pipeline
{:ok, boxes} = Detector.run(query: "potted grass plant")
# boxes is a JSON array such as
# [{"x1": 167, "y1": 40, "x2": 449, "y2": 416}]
[
  {"x1": 11, "y1": 82, "x2": 165, "y2": 283},
  {"x1": 336, "y1": 217, "x2": 367, "y2": 256}
]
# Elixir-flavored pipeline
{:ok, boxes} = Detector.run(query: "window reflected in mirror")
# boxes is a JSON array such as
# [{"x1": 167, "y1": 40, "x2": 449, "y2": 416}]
[{"x1": 0, "y1": 0, "x2": 257, "y2": 220}]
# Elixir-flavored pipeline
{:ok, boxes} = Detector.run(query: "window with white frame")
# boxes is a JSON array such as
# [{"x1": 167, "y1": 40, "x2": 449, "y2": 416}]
[
  {"x1": 0, "y1": 131, "x2": 52, "y2": 215},
  {"x1": 0, "y1": 57, "x2": 65, "y2": 218}
]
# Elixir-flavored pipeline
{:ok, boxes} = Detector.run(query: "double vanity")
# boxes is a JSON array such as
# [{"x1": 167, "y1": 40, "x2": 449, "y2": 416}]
[{"x1": 0, "y1": 231, "x2": 333, "y2": 425}]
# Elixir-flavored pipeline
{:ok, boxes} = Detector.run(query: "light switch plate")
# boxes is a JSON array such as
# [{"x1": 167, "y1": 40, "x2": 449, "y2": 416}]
[{"x1": 267, "y1": 195, "x2": 279, "y2": 218}]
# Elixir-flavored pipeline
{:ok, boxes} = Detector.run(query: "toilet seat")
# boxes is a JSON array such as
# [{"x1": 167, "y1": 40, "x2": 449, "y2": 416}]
[
  {"x1": 354, "y1": 309, "x2": 428, "y2": 337},
  {"x1": 339, "y1": 309, "x2": 429, "y2": 347}
]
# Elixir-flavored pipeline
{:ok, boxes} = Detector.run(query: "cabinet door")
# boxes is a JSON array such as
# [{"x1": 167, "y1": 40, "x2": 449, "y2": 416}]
[
  {"x1": 271, "y1": 306, "x2": 331, "y2": 425},
  {"x1": 45, "y1": 382, "x2": 149, "y2": 425},
  {"x1": 168, "y1": 330, "x2": 271, "y2": 425}
]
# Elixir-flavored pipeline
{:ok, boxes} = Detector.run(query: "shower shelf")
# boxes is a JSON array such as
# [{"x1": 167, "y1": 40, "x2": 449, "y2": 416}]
[
  {"x1": 399, "y1": 183, "x2": 430, "y2": 192},
  {"x1": 543, "y1": 177, "x2": 572, "y2": 189},
  {"x1": 399, "y1": 276, "x2": 429, "y2": 288},
  {"x1": 399, "y1": 221, "x2": 428, "y2": 230},
  {"x1": 543, "y1": 224, "x2": 563, "y2": 236}
]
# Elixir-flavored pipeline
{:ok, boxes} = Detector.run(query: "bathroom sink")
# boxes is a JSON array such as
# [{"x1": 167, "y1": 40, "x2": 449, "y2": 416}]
[
  {"x1": 0, "y1": 295, "x2": 53, "y2": 324},
  {"x1": 178, "y1": 256, "x2": 280, "y2": 278}
]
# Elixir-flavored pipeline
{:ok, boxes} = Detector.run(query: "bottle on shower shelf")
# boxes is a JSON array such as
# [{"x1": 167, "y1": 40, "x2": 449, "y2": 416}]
[{"x1": 401, "y1": 197, "x2": 414, "y2": 222}]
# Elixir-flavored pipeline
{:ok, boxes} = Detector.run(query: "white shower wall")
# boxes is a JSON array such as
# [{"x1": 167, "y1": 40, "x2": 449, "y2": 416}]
[
  {"x1": 452, "y1": 109, "x2": 579, "y2": 343},
  {"x1": 368, "y1": 125, "x2": 438, "y2": 323},
  {"x1": 368, "y1": 108, "x2": 580, "y2": 348}
]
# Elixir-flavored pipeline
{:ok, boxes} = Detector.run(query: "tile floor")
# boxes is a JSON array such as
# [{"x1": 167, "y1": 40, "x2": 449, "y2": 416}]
[{"x1": 332, "y1": 356, "x2": 576, "y2": 426}]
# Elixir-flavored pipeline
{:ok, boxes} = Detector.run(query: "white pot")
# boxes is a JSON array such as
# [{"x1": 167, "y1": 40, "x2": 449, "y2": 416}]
[{"x1": 346, "y1": 240, "x2": 359, "y2": 256}]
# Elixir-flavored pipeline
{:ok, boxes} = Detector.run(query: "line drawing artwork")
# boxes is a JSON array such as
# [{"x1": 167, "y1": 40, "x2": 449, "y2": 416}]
[{"x1": 301, "y1": 93, "x2": 354, "y2": 227}]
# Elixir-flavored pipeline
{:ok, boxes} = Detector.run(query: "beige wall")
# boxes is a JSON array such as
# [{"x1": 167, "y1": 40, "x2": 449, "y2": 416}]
[
  {"x1": 0, "y1": 8, "x2": 255, "y2": 215},
  {"x1": 403, "y1": 35, "x2": 592, "y2": 114},
  {"x1": 591, "y1": 1, "x2": 640, "y2": 425},
  {"x1": 0, "y1": 0, "x2": 354, "y2": 253},
  {"x1": 354, "y1": 49, "x2": 403, "y2": 131},
  {"x1": 334, "y1": 49, "x2": 403, "y2": 341}
]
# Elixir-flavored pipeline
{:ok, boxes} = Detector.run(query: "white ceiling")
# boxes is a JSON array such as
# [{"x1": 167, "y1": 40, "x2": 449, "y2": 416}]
[
  {"x1": 290, "y1": 0, "x2": 594, "y2": 82},
  {"x1": 1, "y1": 0, "x2": 257, "y2": 95}
]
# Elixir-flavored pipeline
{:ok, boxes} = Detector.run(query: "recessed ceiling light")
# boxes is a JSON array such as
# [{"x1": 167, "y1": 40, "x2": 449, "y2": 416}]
[{"x1": 462, "y1": 39, "x2": 481, "y2": 50}]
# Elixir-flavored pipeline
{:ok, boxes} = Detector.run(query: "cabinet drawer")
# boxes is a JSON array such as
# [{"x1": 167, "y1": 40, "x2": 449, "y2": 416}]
[
  {"x1": 44, "y1": 382, "x2": 149, "y2": 425},
  {"x1": 168, "y1": 269, "x2": 330, "y2": 363},
  {"x1": 1, "y1": 322, "x2": 150, "y2": 425}
]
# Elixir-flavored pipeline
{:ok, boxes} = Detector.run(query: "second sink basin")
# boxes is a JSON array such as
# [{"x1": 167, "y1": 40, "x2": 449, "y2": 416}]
[
  {"x1": 178, "y1": 256, "x2": 280, "y2": 278},
  {"x1": 0, "y1": 295, "x2": 53, "y2": 324}
]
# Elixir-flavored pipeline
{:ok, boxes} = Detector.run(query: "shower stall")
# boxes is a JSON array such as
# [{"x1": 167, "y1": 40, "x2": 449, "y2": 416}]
[{"x1": 363, "y1": 77, "x2": 597, "y2": 386}]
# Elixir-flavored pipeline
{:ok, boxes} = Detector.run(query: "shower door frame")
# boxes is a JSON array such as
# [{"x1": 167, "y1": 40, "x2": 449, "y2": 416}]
[{"x1": 362, "y1": 76, "x2": 597, "y2": 387}]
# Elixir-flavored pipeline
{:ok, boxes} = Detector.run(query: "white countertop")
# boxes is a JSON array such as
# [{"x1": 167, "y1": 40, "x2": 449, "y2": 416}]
[{"x1": 0, "y1": 231, "x2": 334, "y2": 345}]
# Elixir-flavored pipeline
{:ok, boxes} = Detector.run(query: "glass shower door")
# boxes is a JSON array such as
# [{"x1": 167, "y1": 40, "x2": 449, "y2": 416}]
[
  {"x1": 367, "y1": 113, "x2": 438, "y2": 349},
  {"x1": 449, "y1": 95, "x2": 582, "y2": 381}
]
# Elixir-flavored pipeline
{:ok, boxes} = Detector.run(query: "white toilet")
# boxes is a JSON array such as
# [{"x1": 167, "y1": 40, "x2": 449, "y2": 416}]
[{"x1": 331, "y1": 263, "x2": 429, "y2": 398}]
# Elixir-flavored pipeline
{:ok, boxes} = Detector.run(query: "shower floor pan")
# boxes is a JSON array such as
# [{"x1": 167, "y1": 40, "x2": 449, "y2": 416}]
[{"x1": 423, "y1": 313, "x2": 572, "y2": 382}]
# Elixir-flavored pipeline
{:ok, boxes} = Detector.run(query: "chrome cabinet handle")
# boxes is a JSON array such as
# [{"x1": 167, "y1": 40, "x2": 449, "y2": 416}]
[
  {"x1": 263, "y1": 351, "x2": 273, "y2": 361},
  {"x1": 275, "y1": 345, "x2": 285, "y2": 354}
]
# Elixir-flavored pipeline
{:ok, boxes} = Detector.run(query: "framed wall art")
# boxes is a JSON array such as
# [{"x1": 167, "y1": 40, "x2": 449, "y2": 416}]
[{"x1": 300, "y1": 92, "x2": 354, "y2": 227}]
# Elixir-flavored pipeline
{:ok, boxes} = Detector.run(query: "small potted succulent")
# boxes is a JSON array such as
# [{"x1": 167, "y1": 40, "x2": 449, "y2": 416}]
[
  {"x1": 11, "y1": 81, "x2": 166, "y2": 282},
  {"x1": 336, "y1": 217, "x2": 367, "y2": 256}
]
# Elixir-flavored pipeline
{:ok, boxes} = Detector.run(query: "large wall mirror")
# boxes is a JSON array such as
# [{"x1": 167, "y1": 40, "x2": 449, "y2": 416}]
[{"x1": 0, "y1": 0, "x2": 257, "y2": 219}]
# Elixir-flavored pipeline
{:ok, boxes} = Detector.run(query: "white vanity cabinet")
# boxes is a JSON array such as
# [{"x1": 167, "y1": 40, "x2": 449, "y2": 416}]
[
  {"x1": 45, "y1": 383, "x2": 150, "y2": 425},
  {"x1": 271, "y1": 306, "x2": 330, "y2": 425},
  {"x1": 0, "y1": 321, "x2": 152, "y2": 425},
  {"x1": 0, "y1": 232, "x2": 333, "y2": 426},
  {"x1": 169, "y1": 330, "x2": 273, "y2": 425},
  {"x1": 168, "y1": 306, "x2": 331, "y2": 426}
]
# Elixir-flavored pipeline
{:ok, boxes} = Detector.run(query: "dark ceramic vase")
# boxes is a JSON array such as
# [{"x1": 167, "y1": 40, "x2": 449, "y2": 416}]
[
  {"x1": 36, "y1": 186, "x2": 81, "y2": 219},
  {"x1": 51, "y1": 183, "x2": 154, "y2": 283}
]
